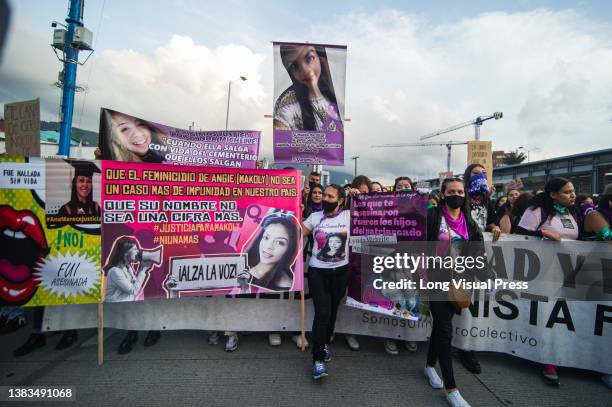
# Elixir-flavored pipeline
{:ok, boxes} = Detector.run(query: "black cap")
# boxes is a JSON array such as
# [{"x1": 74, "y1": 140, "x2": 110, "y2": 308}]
[{"x1": 64, "y1": 159, "x2": 101, "y2": 177}]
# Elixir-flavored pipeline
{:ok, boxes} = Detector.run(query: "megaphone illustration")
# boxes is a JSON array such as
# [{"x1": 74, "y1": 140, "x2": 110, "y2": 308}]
[{"x1": 138, "y1": 248, "x2": 162, "y2": 265}]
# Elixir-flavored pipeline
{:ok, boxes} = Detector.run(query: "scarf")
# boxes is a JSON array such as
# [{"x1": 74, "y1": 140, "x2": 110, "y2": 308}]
[
  {"x1": 553, "y1": 202, "x2": 569, "y2": 215},
  {"x1": 468, "y1": 173, "x2": 491, "y2": 195},
  {"x1": 441, "y1": 206, "x2": 469, "y2": 240},
  {"x1": 310, "y1": 202, "x2": 323, "y2": 213}
]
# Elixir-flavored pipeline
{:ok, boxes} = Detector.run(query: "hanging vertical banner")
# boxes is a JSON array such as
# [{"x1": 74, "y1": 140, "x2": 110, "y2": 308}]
[
  {"x1": 272, "y1": 42, "x2": 346, "y2": 166},
  {"x1": 467, "y1": 141, "x2": 493, "y2": 186},
  {"x1": 0, "y1": 157, "x2": 102, "y2": 307},
  {"x1": 3, "y1": 98, "x2": 41, "y2": 157},
  {"x1": 346, "y1": 191, "x2": 428, "y2": 320},
  {"x1": 101, "y1": 161, "x2": 303, "y2": 302},
  {"x1": 99, "y1": 108, "x2": 260, "y2": 168}
]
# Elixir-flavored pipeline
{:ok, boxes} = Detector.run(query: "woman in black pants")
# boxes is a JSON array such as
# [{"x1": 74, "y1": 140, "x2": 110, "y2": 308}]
[
  {"x1": 424, "y1": 177, "x2": 488, "y2": 407},
  {"x1": 302, "y1": 184, "x2": 350, "y2": 380}
]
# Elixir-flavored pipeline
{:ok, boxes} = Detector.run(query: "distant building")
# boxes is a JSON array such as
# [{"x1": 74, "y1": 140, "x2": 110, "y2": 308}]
[
  {"x1": 0, "y1": 130, "x2": 97, "y2": 159},
  {"x1": 493, "y1": 150, "x2": 508, "y2": 168}
]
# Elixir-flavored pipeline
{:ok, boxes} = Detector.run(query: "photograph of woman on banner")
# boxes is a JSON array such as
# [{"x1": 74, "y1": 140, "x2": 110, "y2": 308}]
[
  {"x1": 57, "y1": 160, "x2": 101, "y2": 221},
  {"x1": 101, "y1": 109, "x2": 167, "y2": 163},
  {"x1": 240, "y1": 214, "x2": 300, "y2": 292},
  {"x1": 273, "y1": 44, "x2": 342, "y2": 132},
  {"x1": 315, "y1": 232, "x2": 347, "y2": 263},
  {"x1": 103, "y1": 236, "x2": 162, "y2": 302}
]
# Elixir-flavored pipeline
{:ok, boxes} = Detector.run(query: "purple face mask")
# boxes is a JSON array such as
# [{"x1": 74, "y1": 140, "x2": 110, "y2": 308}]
[
  {"x1": 580, "y1": 203, "x2": 596, "y2": 217},
  {"x1": 468, "y1": 172, "x2": 490, "y2": 195}
]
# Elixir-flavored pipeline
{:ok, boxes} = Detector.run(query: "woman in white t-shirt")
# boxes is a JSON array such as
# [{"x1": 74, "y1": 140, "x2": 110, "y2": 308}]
[
  {"x1": 302, "y1": 184, "x2": 350, "y2": 380},
  {"x1": 516, "y1": 177, "x2": 578, "y2": 386}
]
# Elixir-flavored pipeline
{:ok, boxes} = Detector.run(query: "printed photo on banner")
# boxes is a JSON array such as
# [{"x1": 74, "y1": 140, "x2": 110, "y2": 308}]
[
  {"x1": 272, "y1": 41, "x2": 346, "y2": 166},
  {"x1": 238, "y1": 207, "x2": 301, "y2": 293},
  {"x1": 0, "y1": 157, "x2": 102, "y2": 307},
  {"x1": 45, "y1": 159, "x2": 102, "y2": 226},
  {"x1": 99, "y1": 108, "x2": 261, "y2": 168}
]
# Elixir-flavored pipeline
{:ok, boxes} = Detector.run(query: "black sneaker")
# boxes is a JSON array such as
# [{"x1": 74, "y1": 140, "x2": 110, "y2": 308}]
[
  {"x1": 118, "y1": 331, "x2": 139, "y2": 354},
  {"x1": 56, "y1": 330, "x2": 78, "y2": 350},
  {"x1": 144, "y1": 330, "x2": 161, "y2": 347},
  {"x1": 460, "y1": 350, "x2": 482, "y2": 374},
  {"x1": 0, "y1": 315, "x2": 27, "y2": 335},
  {"x1": 13, "y1": 333, "x2": 46, "y2": 357}
]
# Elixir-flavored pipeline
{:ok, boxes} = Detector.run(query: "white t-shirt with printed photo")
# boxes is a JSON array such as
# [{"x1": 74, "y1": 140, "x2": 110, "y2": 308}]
[{"x1": 303, "y1": 210, "x2": 350, "y2": 269}]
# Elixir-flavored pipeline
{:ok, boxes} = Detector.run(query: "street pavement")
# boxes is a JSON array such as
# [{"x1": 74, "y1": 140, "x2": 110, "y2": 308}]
[{"x1": 0, "y1": 324, "x2": 610, "y2": 407}]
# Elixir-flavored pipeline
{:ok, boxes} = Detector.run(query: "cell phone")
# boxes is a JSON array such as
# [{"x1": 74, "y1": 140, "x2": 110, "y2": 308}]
[{"x1": 309, "y1": 181, "x2": 315, "y2": 189}]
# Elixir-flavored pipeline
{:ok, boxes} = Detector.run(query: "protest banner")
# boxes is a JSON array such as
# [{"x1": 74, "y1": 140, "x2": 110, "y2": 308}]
[
  {"x1": 347, "y1": 191, "x2": 429, "y2": 319},
  {"x1": 101, "y1": 161, "x2": 303, "y2": 301},
  {"x1": 0, "y1": 157, "x2": 102, "y2": 307},
  {"x1": 3, "y1": 98, "x2": 40, "y2": 157},
  {"x1": 99, "y1": 108, "x2": 260, "y2": 168},
  {"x1": 272, "y1": 42, "x2": 346, "y2": 166},
  {"x1": 467, "y1": 141, "x2": 493, "y2": 186}
]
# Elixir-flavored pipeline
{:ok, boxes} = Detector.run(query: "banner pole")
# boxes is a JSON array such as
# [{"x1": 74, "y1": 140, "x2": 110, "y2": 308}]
[
  {"x1": 300, "y1": 289, "x2": 306, "y2": 352},
  {"x1": 97, "y1": 303, "x2": 104, "y2": 366}
]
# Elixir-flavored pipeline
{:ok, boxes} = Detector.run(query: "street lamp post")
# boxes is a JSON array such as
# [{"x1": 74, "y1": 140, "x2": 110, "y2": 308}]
[
  {"x1": 225, "y1": 76, "x2": 247, "y2": 130},
  {"x1": 518, "y1": 146, "x2": 540, "y2": 163},
  {"x1": 351, "y1": 156, "x2": 359, "y2": 177}
]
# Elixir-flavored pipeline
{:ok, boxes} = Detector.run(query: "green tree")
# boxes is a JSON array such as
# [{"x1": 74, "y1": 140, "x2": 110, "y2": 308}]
[{"x1": 503, "y1": 150, "x2": 527, "y2": 165}]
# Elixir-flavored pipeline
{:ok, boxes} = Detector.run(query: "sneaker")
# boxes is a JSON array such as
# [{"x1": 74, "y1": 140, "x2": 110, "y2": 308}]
[
  {"x1": 312, "y1": 361, "x2": 328, "y2": 380},
  {"x1": 446, "y1": 390, "x2": 471, "y2": 407},
  {"x1": 0, "y1": 315, "x2": 27, "y2": 335},
  {"x1": 324, "y1": 344, "x2": 332, "y2": 362},
  {"x1": 225, "y1": 333, "x2": 238, "y2": 352},
  {"x1": 602, "y1": 374, "x2": 612, "y2": 389},
  {"x1": 459, "y1": 350, "x2": 482, "y2": 374},
  {"x1": 208, "y1": 332, "x2": 220, "y2": 345},
  {"x1": 118, "y1": 331, "x2": 138, "y2": 355},
  {"x1": 424, "y1": 366, "x2": 444, "y2": 389},
  {"x1": 542, "y1": 364, "x2": 559, "y2": 385},
  {"x1": 144, "y1": 330, "x2": 161, "y2": 347},
  {"x1": 268, "y1": 333, "x2": 282, "y2": 346},
  {"x1": 291, "y1": 334, "x2": 309, "y2": 349},
  {"x1": 344, "y1": 334, "x2": 360, "y2": 351},
  {"x1": 405, "y1": 341, "x2": 418, "y2": 352},
  {"x1": 13, "y1": 333, "x2": 46, "y2": 357},
  {"x1": 384, "y1": 339, "x2": 399, "y2": 355},
  {"x1": 56, "y1": 330, "x2": 78, "y2": 350}
]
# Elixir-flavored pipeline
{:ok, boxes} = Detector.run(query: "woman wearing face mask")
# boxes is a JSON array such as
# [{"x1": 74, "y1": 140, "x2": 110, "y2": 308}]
[
  {"x1": 516, "y1": 177, "x2": 578, "y2": 385},
  {"x1": 371, "y1": 181, "x2": 385, "y2": 193},
  {"x1": 303, "y1": 185, "x2": 351, "y2": 379},
  {"x1": 393, "y1": 176, "x2": 414, "y2": 192},
  {"x1": 423, "y1": 177, "x2": 487, "y2": 407}
]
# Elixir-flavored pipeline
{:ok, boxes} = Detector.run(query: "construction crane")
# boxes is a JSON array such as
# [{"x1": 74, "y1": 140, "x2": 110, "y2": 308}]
[
  {"x1": 420, "y1": 111, "x2": 503, "y2": 141},
  {"x1": 372, "y1": 141, "x2": 467, "y2": 172}
]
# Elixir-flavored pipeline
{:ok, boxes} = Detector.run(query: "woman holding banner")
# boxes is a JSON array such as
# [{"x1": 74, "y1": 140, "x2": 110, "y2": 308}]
[
  {"x1": 102, "y1": 109, "x2": 167, "y2": 163},
  {"x1": 303, "y1": 184, "x2": 350, "y2": 380},
  {"x1": 273, "y1": 44, "x2": 342, "y2": 132},
  {"x1": 424, "y1": 177, "x2": 488, "y2": 407},
  {"x1": 516, "y1": 177, "x2": 578, "y2": 385}
]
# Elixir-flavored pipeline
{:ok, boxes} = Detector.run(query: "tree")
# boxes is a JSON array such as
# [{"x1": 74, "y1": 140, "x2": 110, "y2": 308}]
[{"x1": 503, "y1": 150, "x2": 527, "y2": 165}]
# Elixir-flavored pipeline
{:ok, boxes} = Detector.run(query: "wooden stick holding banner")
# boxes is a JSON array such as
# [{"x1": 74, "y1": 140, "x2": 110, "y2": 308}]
[
  {"x1": 97, "y1": 303, "x2": 104, "y2": 366},
  {"x1": 300, "y1": 289, "x2": 306, "y2": 352}
]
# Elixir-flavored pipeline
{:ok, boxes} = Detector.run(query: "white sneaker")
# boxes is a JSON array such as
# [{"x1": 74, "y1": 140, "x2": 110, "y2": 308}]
[
  {"x1": 602, "y1": 374, "x2": 612, "y2": 389},
  {"x1": 268, "y1": 333, "x2": 282, "y2": 346},
  {"x1": 291, "y1": 334, "x2": 309, "y2": 349},
  {"x1": 225, "y1": 333, "x2": 238, "y2": 352},
  {"x1": 384, "y1": 339, "x2": 399, "y2": 355},
  {"x1": 424, "y1": 366, "x2": 444, "y2": 389},
  {"x1": 446, "y1": 390, "x2": 471, "y2": 407},
  {"x1": 344, "y1": 335, "x2": 360, "y2": 351}
]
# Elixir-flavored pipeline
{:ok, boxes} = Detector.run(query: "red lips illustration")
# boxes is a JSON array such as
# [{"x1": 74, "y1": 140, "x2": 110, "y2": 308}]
[{"x1": 0, "y1": 205, "x2": 49, "y2": 305}]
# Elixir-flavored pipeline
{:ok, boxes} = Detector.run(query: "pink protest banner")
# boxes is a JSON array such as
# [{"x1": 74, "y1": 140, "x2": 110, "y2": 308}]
[{"x1": 101, "y1": 161, "x2": 303, "y2": 302}]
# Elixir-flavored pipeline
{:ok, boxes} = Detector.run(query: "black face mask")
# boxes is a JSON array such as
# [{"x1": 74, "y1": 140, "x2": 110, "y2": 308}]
[
  {"x1": 444, "y1": 195, "x2": 464, "y2": 209},
  {"x1": 322, "y1": 200, "x2": 339, "y2": 213}
]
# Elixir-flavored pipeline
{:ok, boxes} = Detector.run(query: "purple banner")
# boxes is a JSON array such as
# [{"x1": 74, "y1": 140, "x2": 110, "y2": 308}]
[
  {"x1": 272, "y1": 130, "x2": 344, "y2": 165},
  {"x1": 99, "y1": 108, "x2": 260, "y2": 169}
]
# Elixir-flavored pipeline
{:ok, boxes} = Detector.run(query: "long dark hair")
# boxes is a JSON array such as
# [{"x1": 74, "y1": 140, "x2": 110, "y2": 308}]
[
  {"x1": 526, "y1": 177, "x2": 576, "y2": 222},
  {"x1": 66, "y1": 175, "x2": 98, "y2": 215},
  {"x1": 246, "y1": 216, "x2": 299, "y2": 287},
  {"x1": 463, "y1": 163, "x2": 490, "y2": 202},
  {"x1": 351, "y1": 175, "x2": 372, "y2": 191},
  {"x1": 280, "y1": 45, "x2": 339, "y2": 130},
  {"x1": 103, "y1": 236, "x2": 138, "y2": 275},
  {"x1": 441, "y1": 177, "x2": 472, "y2": 215},
  {"x1": 304, "y1": 182, "x2": 324, "y2": 218},
  {"x1": 511, "y1": 192, "x2": 534, "y2": 219},
  {"x1": 393, "y1": 176, "x2": 414, "y2": 191},
  {"x1": 318, "y1": 232, "x2": 347, "y2": 259}
]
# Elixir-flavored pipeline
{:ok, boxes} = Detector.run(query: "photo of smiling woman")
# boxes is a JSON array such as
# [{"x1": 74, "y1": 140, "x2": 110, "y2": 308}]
[
  {"x1": 56, "y1": 161, "x2": 101, "y2": 222},
  {"x1": 316, "y1": 232, "x2": 347, "y2": 263},
  {"x1": 273, "y1": 44, "x2": 343, "y2": 132},
  {"x1": 243, "y1": 215, "x2": 300, "y2": 292},
  {"x1": 100, "y1": 109, "x2": 167, "y2": 163}
]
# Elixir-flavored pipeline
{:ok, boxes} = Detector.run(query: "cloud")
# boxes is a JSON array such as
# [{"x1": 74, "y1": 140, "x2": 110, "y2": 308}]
[{"x1": 2, "y1": 8, "x2": 611, "y2": 184}]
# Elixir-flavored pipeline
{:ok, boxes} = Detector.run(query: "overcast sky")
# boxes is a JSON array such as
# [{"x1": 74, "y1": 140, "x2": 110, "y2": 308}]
[{"x1": 1, "y1": 0, "x2": 611, "y2": 183}]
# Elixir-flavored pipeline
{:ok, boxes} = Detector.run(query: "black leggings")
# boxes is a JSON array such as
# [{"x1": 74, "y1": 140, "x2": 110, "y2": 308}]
[
  {"x1": 308, "y1": 265, "x2": 349, "y2": 362},
  {"x1": 427, "y1": 300, "x2": 456, "y2": 390}
]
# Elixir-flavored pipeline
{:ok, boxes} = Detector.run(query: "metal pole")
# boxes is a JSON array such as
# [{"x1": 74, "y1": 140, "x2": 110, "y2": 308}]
[
  {"x1": 225, "y1": 80, "x2": 232, "y2": 131},
  {"x1": 474, "y1": 123, "x2": 481, "y2": 141},
  {"x1": 58, "y1": 0, "x2": 83, "y2": 157},
  {"x1": 446, "y1": 144, "x2": 451, "y2": 172}
]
